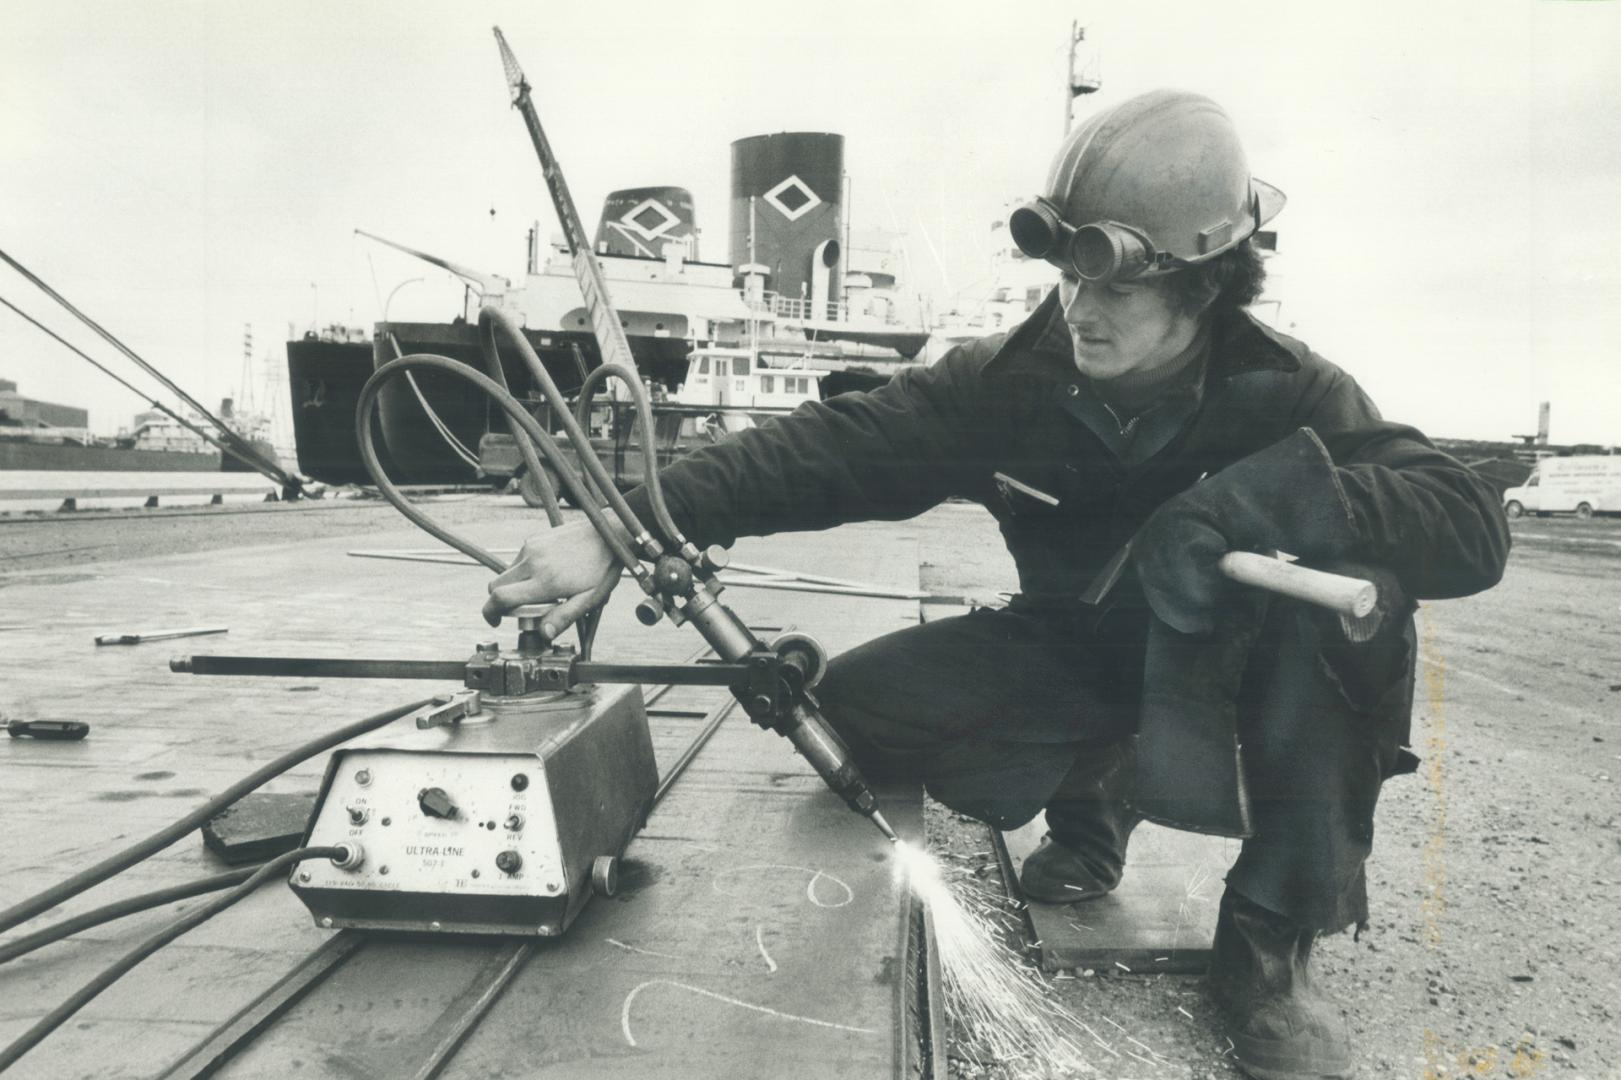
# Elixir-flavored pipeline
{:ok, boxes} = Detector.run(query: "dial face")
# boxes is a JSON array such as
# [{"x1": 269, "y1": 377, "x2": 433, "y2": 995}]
[{"x1": 301, "y1": 749, "x2": 565, "y2": 897}]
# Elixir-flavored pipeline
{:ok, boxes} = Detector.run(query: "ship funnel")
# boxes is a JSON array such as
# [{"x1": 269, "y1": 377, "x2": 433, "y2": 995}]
[
  {"x1": 728, "y1": 133, "x2": 845, "y2": 303},
  {"x1": 594, "y1": 187, "x2": 697, "y2": 259}
]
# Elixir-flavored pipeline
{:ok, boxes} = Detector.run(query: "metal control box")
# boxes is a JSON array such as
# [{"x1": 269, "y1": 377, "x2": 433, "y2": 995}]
[{"x1": 292, "y1": 682, "x2": 656, "y2": 936}]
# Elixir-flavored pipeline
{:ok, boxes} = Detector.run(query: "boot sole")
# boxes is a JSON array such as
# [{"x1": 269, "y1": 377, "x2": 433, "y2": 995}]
[
  {"x1": 1018, "y1": 877, "x2": 1116, "y2": 904},
  {"x1": 1229, "y1": 1030, "x2": 1352, "y2": 1080}
]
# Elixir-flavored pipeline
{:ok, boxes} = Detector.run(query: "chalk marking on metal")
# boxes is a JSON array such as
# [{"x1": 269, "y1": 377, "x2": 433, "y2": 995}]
[
  {"x1": 711, "y1": 864, "x2": 854, "y2": 908},
  {"x1": 604, "y1": 937, "x2": 682, "y2": 960},
  {"x1": 755, "y1": 926, "x2": 778, "y2": 973},
  {"x1": 620, "y1": 979, "x2": 877, "y2": 1047}
]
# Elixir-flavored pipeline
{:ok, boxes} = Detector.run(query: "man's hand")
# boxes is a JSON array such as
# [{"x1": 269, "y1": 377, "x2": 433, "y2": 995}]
[
  {"x1": 1134, "y1": 428, "x2": 1359, "y2": 635},
  {"x1": 482, "y1": 518, "x2": 624, "y2": 632}
]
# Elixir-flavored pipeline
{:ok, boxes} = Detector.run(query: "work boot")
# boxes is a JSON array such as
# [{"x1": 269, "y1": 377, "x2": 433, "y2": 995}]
[
  {"x1": 1018, "y1": 741, "x2": 1142, "y2": 903},
  {"x1": 1208, "y1": 888, "x2": 1352, "y2": 1080}
]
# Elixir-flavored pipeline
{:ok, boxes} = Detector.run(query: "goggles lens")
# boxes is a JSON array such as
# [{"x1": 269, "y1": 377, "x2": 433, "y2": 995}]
[{"x1": 1008, "y1": 199, "x2": 1164, "y2": 283}]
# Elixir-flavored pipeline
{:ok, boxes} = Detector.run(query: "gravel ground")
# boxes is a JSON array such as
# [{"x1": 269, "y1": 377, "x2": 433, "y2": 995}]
[{"x1": 2, "y1": 493, "x2": 1617, "y2": 1079}]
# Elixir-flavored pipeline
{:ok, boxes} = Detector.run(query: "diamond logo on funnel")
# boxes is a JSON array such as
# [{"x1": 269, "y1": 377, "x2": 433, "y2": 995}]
[
  {"x1": 619, "y1": 198, "x2": 682, "y2": 240},
  {"x1": 763, "y1": 175, "x2": 821, "y2": 221}
]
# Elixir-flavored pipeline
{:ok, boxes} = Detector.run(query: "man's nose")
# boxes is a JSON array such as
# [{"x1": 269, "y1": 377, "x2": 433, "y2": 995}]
[{"x1": 1062, "y1": 281, "x2": 1099, "y2": 324}]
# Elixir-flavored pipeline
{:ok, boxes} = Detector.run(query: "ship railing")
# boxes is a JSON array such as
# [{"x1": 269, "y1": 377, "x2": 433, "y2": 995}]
[{"x1": 748, "y1": 294, "x2": 845, "y2": 323}]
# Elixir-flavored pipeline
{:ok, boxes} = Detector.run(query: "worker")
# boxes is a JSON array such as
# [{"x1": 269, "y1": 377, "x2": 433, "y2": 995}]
[{"x1": 484, "y1": 90, "x2": 1509, "y2": 1080}]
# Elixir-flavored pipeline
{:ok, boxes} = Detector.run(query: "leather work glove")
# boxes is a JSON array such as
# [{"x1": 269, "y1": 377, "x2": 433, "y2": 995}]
[{"x1": 1134, "y1": 428, "x2": 1360, "y2": 635}]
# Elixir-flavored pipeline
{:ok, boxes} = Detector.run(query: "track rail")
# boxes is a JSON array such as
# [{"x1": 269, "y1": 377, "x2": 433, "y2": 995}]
[{"x1": 159, "y1": 630, "x2": 881, "y2": 1080}]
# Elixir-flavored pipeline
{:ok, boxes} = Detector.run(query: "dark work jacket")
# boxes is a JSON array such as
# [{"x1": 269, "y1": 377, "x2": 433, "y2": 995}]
[{"x1": 629, "y1": 293, "x2": 1511, "y2": 623}]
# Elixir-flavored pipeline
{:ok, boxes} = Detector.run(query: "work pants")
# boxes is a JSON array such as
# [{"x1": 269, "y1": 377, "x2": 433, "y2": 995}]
[{"x1": 815, "y1": 601, "x2": 1418, "y2": 933}]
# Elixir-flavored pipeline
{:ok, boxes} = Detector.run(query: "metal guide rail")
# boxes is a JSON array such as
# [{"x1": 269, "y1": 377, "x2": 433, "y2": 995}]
[{"x1": 152, "y1": 639, "x2": 944, "y2": 1080}]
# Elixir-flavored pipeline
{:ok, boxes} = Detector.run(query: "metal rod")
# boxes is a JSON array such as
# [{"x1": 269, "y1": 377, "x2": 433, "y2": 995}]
[
  {"x1": 157, "y1": 932, "x2": 367, "y2": 1080},
  {"x1": 576, "y1": 661, "x2": 748, "y2": 687},
  {"x1": 172, "y1": 656, "x2": 466, "y2": 681},
  {"x1": 409, "y1": 940, "x2": 535, "y2": 1080}
]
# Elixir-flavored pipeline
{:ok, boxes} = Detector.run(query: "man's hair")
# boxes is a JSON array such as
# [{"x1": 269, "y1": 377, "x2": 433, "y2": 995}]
[{"x1": 1163, "y1": 238, "x2": 1267, "y2": 316}]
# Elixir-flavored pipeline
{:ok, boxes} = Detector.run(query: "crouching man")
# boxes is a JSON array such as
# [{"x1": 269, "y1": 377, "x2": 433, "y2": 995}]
[{"x1": 484, "y1": 90, "x2": 1509, "y2": 1080}]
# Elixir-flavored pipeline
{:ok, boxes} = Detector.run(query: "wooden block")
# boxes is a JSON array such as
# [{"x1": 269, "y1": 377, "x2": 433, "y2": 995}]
[
  {"x1": 202, "y1": 791, "x2": 319, "y2": 865},
  {"x1": 997, "y1": 820, "x2": 1242, "y2": 973}
]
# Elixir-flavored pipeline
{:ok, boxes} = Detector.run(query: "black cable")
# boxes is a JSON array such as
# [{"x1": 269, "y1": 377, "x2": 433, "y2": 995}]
[
  {"x1": 0, "y1": 866, "x2": 260, "y2": 966},
  {"x1": 0, "y1": 698, "x2": 433, "y2": 936},
  {"x1": 0, "y1": 846, "x2": 345, "y2": 1074}
]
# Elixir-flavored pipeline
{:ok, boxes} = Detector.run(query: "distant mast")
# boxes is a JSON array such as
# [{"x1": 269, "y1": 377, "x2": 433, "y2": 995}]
[{"x1": 1064, "y1": 22, "x2": 1102, "y2": 134}]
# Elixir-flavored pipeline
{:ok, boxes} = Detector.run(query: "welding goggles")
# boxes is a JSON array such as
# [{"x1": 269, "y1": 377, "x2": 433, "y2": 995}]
[{"x1": 1007, "y1": 198, "x2": 1187, "y2": 284}]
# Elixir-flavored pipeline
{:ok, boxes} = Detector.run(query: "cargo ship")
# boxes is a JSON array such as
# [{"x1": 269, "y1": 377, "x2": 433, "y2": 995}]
[
  {"x1": 287, "y1": 133, "x2": 936, "y2": 487},
  {"x1": 0, "y1": 378, "x2": 279, "y2": 473}
]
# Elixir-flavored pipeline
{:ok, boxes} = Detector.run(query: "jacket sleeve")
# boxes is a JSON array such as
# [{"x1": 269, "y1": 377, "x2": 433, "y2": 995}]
[
  {"x1": 621, "y1": 341, "x2": 1003, "y2": 548},
  {"x1": 1293, "y1": 366, "x2": 1510, "y2": 600}
]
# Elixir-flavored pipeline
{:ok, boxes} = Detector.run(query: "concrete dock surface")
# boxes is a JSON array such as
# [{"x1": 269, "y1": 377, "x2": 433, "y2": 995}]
[{"x1": 2, "y1": 494, "x2": 1618, "y2": 1078}]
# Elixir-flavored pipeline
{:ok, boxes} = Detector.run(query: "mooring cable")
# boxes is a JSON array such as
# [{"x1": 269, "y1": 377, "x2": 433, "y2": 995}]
[
  {"x1": 0, "y1": 698, "x2": 434, "y2": 937},
  {"x1": 0, "y1": 846, "x2": 349, "y2": 1074}
]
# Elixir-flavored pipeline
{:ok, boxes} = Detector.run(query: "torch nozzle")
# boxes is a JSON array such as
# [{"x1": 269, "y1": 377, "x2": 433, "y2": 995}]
[{"x1": 869, "y1": 809, "x2": 899, "y2": 844}]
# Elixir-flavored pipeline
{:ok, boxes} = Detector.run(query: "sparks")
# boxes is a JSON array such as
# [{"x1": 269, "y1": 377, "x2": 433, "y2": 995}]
[{"x1": 892, "y1": 840, "x2": 1105, "y2": 1077}]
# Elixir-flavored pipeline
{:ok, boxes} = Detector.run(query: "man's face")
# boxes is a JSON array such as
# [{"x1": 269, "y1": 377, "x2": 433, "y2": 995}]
[{"x1": 1058, "y1": 273, "x2": 1202, "y2": 384}]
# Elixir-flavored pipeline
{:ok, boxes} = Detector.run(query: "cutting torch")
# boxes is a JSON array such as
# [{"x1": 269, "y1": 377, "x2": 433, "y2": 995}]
[{"x1": 175, "y1": 29, "x2": 898, "y2": 845}]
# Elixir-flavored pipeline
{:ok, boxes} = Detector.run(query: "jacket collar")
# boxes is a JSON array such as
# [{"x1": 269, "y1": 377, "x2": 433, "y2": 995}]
[{"x1": 981, "y1": 287, "x2": 1304, "y2": 382}]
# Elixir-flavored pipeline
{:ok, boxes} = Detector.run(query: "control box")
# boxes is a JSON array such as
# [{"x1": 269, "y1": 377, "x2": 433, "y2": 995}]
[{"x1": 292, "y1": 682, "x2": 656, "y2": 936}]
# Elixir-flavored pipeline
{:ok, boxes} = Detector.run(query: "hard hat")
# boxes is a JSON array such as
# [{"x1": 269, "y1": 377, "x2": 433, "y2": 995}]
[{"x1": 1008, "y1": 89, "x2": 1285, "y2": 283}]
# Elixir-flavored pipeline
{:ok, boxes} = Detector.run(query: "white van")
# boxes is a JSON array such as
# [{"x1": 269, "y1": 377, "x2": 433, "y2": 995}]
[{"x1": 1502, "y1": 455, "x2": 1621, "y2": 519}]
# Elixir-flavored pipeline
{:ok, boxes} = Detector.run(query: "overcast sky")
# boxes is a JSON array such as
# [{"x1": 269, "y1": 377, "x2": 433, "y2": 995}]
[{"x1": 2, "y1": 0, "x2": 1617, "y2": 445}]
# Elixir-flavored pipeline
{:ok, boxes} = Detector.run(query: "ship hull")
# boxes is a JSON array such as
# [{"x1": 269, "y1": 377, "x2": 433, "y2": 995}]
[
  {"x1": 0, "y1": 440, "x2": 219, "y2": 472},
  {"x1": 287, "y1": 322, "x2": 691, "y2": 486},
  {"x1": 287, "y1": 334, "x2": 386, "y2": 485}
]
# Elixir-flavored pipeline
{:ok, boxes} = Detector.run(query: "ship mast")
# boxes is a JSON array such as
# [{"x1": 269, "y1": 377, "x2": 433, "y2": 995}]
[{"x1": 1063, "y1": 22, "x2": 1102, "y2": 134}]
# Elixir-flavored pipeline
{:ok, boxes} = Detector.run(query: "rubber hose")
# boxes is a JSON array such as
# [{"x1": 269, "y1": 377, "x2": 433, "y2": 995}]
[
  {"x1": 478, "y1": 307, "x2": 657, "y2": 555},
  {"x1": 0, "y1": 865, "x2": 259, "y2": 966},
  {"x1": 574, "y1": 360, "x2": 691, "y2": 550},
  {"x1": 474, "y1": 314, "x2": 563, "y2": 523},
  {"x1": 0, "y1": 846, "x2": 346, "y2": 1074},
  {"x1": 0, "y1": 698, "x2": 432, "y2": 936},
  {"x1": 357, "y1": 355, "x2": 644, "y2": 577}
]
